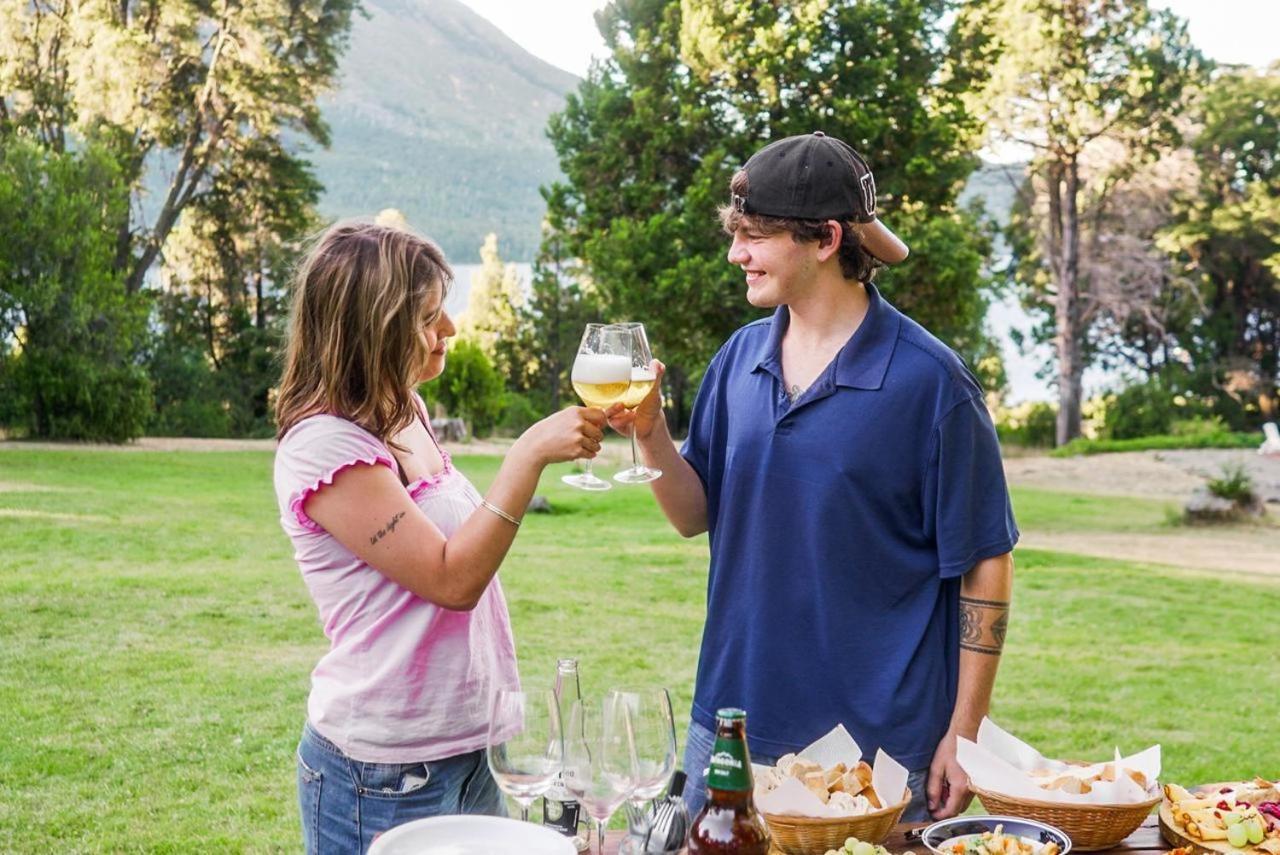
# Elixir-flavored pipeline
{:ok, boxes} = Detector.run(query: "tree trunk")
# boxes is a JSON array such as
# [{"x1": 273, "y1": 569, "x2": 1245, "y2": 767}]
[
  {"x1": 124, "y1": 19, "x2": 231, "y2": 294},
  {"x1": 1055, "y1": 155, "x2": 1084, "y2": 445},
  {"x1": 254, "y1": 266, "x2": 265, "y2": 331},
  {"x1": 667, "y1": 364, "x2": 688, "y2": 436}
]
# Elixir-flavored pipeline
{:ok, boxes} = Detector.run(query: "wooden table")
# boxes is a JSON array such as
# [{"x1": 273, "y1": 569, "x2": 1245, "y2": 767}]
[{"x1": 601, "y1": 815, "x2": 1167, "y2": 855}]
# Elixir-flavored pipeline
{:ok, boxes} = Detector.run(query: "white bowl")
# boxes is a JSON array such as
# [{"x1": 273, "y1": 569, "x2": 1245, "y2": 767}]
[{"x1": 367, "y1": 815, "x2": 578, "y2": 855}]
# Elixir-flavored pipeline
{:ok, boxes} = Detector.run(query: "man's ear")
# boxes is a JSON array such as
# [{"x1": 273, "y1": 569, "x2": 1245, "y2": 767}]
[{"x1": 816, "y1": 220, "x2": 842, "y2": 262}]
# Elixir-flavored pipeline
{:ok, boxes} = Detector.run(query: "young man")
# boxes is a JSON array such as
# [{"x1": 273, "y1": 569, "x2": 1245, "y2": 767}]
[{"x1": 615, "y1": 132, "x2": 1017, "y2": 821}]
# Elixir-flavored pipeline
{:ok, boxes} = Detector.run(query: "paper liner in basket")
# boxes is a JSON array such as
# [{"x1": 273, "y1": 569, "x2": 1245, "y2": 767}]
[
  {"x1": 753, "y1": 725, "x2": 909, "y2": 818},
  {"x1": 956, "y1": 717, "x2": 1160, "y2": 805}
]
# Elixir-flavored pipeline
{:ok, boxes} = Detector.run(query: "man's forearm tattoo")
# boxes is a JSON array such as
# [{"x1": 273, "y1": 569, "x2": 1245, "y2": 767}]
[
  {"x1": 369, "y1": 511, "x2": 406, "y2": 546},
  {"x1": 959, "y1": 595, "x2": 1010, "y2": 656}
]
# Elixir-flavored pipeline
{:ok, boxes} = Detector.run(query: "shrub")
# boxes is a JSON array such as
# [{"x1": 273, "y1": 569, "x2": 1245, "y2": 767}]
[
  {"x1": 146, "y1": 332, "x2": 231, "y2": 438},
  {"x1": 495, "y1": 391, "x2": 541, "y2": 437},
  {"x1": 1051, "y1": 431, "x2": 1258, "y2": 456},
  {"x1": 427, "y1": 338, "x2": 505, "y2": 436},
  {"x1": 1100, "y1": 374, "x2": 1212, "y2": 440},
  {"x1": 1169, "y1": 416, "x2": 1229, "y2": 437},
  {"x1": 0, "y1": 136, "x2": 151, "y2": 442},
  {"x1": 7, "y1": 349, "x2": 153, "y2": 443},
  {"x1": 1207, "y1": 463, "x2": 1256, "y2": 504},
  {"x1": 995, "y1": 401, "x2": 1058, "y2": 447}
]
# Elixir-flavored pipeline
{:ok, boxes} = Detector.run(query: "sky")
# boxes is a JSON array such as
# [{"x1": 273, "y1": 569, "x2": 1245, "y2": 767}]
[
  {"x1": 455, "y1": 0, "x2": 1278, "y2": 401},
  {"x1": 459, "y1": 0, "x2": 1279, "y2": 78}
]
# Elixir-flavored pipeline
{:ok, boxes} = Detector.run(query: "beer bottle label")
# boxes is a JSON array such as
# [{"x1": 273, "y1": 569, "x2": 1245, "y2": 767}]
[{"x1": 706, "y1": 735, "x2": 751, "y2": 792}]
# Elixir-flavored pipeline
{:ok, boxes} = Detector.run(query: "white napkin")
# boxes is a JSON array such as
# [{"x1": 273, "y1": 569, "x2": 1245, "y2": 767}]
[
  {"x1": 872, "y1": 748, "x2": 909, "y2": 807},
  {"x1": 957, "y1": 717, "x2": 1160, "y2": 805},
  {"x1": 755, "y1": 725, "x2": 908, "y2": 818}
]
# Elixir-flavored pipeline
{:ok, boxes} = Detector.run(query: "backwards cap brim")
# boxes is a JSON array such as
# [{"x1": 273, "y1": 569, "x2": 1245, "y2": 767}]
[{"x1": 852, "y1": 218, "x2": 909, "y2": 265}]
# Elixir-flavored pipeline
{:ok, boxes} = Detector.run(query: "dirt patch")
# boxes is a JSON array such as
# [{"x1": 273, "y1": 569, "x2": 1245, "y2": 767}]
[
  {"x1": 1019, "y1": 529, "x2": 1279, "y2": 579},
  {"x1": 1004, "y1": 449, "x2": 1280, "y2": 504},
  {"x1": 1005, "y1": 449, "x2": 1280, "y2": 577}
]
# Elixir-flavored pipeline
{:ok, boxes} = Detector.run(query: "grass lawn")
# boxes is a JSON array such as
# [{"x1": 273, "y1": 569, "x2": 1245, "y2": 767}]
[
  {"x1": 1, "y1": 447, "x2": 1277, "y2": 851},
  {"x1": 1009, "y1": 486, "x2": 1180, "y2": 533}
]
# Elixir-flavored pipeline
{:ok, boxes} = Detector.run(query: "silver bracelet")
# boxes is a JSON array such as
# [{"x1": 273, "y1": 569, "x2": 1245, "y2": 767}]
[{"x1": 479, "y1": 498, "x2": 521, "y2": 527}]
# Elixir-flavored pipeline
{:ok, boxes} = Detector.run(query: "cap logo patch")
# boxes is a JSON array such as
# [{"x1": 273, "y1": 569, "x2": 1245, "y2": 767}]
[{"x1": 860, "y1": 172, "x2": 876, "y2": 216}]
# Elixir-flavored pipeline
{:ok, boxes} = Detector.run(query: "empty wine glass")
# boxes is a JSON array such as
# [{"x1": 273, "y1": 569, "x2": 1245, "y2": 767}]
[
  {"x1": 609, "y1": 687, "x2": 677, "y2": 810},
  {"x1": 486, "y1": 688, "x2": 563, "y2": 822},
  {"x1": 564, "y1": 695, "x2": 638, "y2": 854}
]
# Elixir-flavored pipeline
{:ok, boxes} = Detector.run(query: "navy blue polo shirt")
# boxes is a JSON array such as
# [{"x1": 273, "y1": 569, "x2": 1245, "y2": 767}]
[{"x1": 681, "y1": 284, "x2": 1018, "y2": 769}]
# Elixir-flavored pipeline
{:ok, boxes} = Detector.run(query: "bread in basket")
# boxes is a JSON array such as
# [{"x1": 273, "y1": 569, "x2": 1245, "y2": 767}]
[{"x1": 763, "y1": 786, "x2": 911, "y2": 854}]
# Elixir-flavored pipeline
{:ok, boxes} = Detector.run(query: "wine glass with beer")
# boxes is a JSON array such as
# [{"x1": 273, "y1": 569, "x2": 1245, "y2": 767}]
[
  {"x1": 612, "y1": 323, "x2": 662, "y2": 484},
  {"x1": 563, "y1": 323, "x2": 632, "y2": 491}
]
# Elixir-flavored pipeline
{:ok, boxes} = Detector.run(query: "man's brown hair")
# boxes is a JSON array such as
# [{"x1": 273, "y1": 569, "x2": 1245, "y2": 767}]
[
  {"x1": 275, "y1": 221, "x2": 452, "y2": 444},
  {"x1": 718, "y1": 170, "x2": 880, "y2": 283}
]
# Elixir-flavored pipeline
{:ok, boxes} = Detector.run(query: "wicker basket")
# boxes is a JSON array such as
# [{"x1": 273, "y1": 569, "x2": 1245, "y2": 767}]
[
  {"x1": 971, "y1": 785, "x2": 1161, "y2": 851},
  {"x1": 764, "y1": 789, "x2": 911, "y2": 855}
]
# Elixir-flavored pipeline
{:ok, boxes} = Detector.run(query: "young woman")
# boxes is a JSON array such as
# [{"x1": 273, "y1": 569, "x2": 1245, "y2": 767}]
[{"x1": 272, "y1": 221, "x2": 607, "y2": 853}]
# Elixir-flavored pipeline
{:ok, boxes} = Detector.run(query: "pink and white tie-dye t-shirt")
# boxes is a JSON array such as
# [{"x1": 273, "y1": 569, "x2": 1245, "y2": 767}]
[{"x1": 273, "y1": 412, "x2": 520, "y2": 763}]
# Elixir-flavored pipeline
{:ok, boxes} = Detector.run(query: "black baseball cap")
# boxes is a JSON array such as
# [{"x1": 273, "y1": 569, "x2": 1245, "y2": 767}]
[{"x1": 733, "y1": 131, "x2": 909, "y2": 264}]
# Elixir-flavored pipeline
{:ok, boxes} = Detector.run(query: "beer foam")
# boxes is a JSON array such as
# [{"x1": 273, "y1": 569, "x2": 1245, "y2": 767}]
[{"x1": 572, "y1": 354, "x2": 631, "y2": 384}]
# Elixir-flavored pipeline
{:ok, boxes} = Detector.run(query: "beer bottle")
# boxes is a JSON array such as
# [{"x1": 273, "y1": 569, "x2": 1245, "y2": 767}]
[
  {"x1": 688, "y1": 708, "x2": 771, "y2": 854},
  {"x1": 542, "y1": 658, "x2": 588, "y2": 851}
]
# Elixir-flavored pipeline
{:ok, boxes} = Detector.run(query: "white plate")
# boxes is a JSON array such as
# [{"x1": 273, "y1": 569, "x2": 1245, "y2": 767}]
[{"x1": 367, "y1": 815, "x2": 578, "y2": 855}]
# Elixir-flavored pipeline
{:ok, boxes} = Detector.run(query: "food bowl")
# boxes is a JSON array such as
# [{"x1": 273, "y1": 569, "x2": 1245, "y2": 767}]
[{"x1": 913, "y1": 814, "x2": 1073, "y2": 855}]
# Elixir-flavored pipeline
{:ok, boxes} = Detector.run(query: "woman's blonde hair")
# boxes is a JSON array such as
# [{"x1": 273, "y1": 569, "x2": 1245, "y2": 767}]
[{"x1": 275, "y1": 221, "x2": 453, "y2": 443}]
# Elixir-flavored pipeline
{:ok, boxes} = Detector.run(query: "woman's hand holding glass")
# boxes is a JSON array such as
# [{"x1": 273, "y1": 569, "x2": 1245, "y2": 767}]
[
  {"x1": 486, "y1": 688, "x2": 563, "y2": 822},
  {"x1": 512, "y1": 405, "x2": 608, "y2": 468}
]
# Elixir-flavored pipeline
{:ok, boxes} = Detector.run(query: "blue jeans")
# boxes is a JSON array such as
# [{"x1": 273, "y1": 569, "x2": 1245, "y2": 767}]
[
  {"x1": 681, "y1": 720, "x2": 931, "y2": 823},
  {"x1": 297, "y1": 722, "x2": 506, "y2": 854}
]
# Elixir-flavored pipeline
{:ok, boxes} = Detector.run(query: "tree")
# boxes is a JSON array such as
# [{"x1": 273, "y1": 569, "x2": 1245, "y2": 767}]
[
  {"x1": 151, "y1": 137, "x2": 321, "y2": 436},
  {"x1": 961, "y1": 0, "x2": 1207, "y2": 443},
  {"x1": 1158, "y1": 66, "x2": 1280, "y2": 423},
  {"x1": 545, "y1": 0, "x2": 1002, "y2": 430},
  {"x1": 458, "y1": 233, "x2": 524, "y2": 380},
  {"x1": 0, "y1": 0, "x2": 354, "y2": 436},
  {"x1": 0, "y1": 0, "x2": 356, "y2": 294},
  {"x1": 0, "y1": 136, "x2": 151, "y2": 441},
  {"x1": 514, "y1": 219, "x2": 603, "y2": 411}
]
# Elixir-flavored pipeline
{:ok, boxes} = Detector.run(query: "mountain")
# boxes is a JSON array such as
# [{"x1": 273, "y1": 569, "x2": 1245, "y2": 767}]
[{"x1": 307, "y1": 0, "x2": 580, "y2": 263}]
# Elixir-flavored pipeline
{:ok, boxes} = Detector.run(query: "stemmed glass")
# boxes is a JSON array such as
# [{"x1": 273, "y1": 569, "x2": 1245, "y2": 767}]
[
  {"x1": 563, "y1": 695, "x2": 638, "y2": 854},
  {"x1": 610, "y1": 687, "x2": 677, "y2": 811},
  {"x1": 486, "y1": 688, "x2": 563, "y2": 822},
  {"x1": 563, "y1": 323, "x2": 633, "y2": 491},
  {"x1": 612, "y1": 323, "x2": 663, "y2": 484}
]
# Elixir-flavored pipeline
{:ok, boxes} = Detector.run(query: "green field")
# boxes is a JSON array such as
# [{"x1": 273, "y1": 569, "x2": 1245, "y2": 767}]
[{"x1": 1, "y1": 448, "x2": 1277, "y2": 851}]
